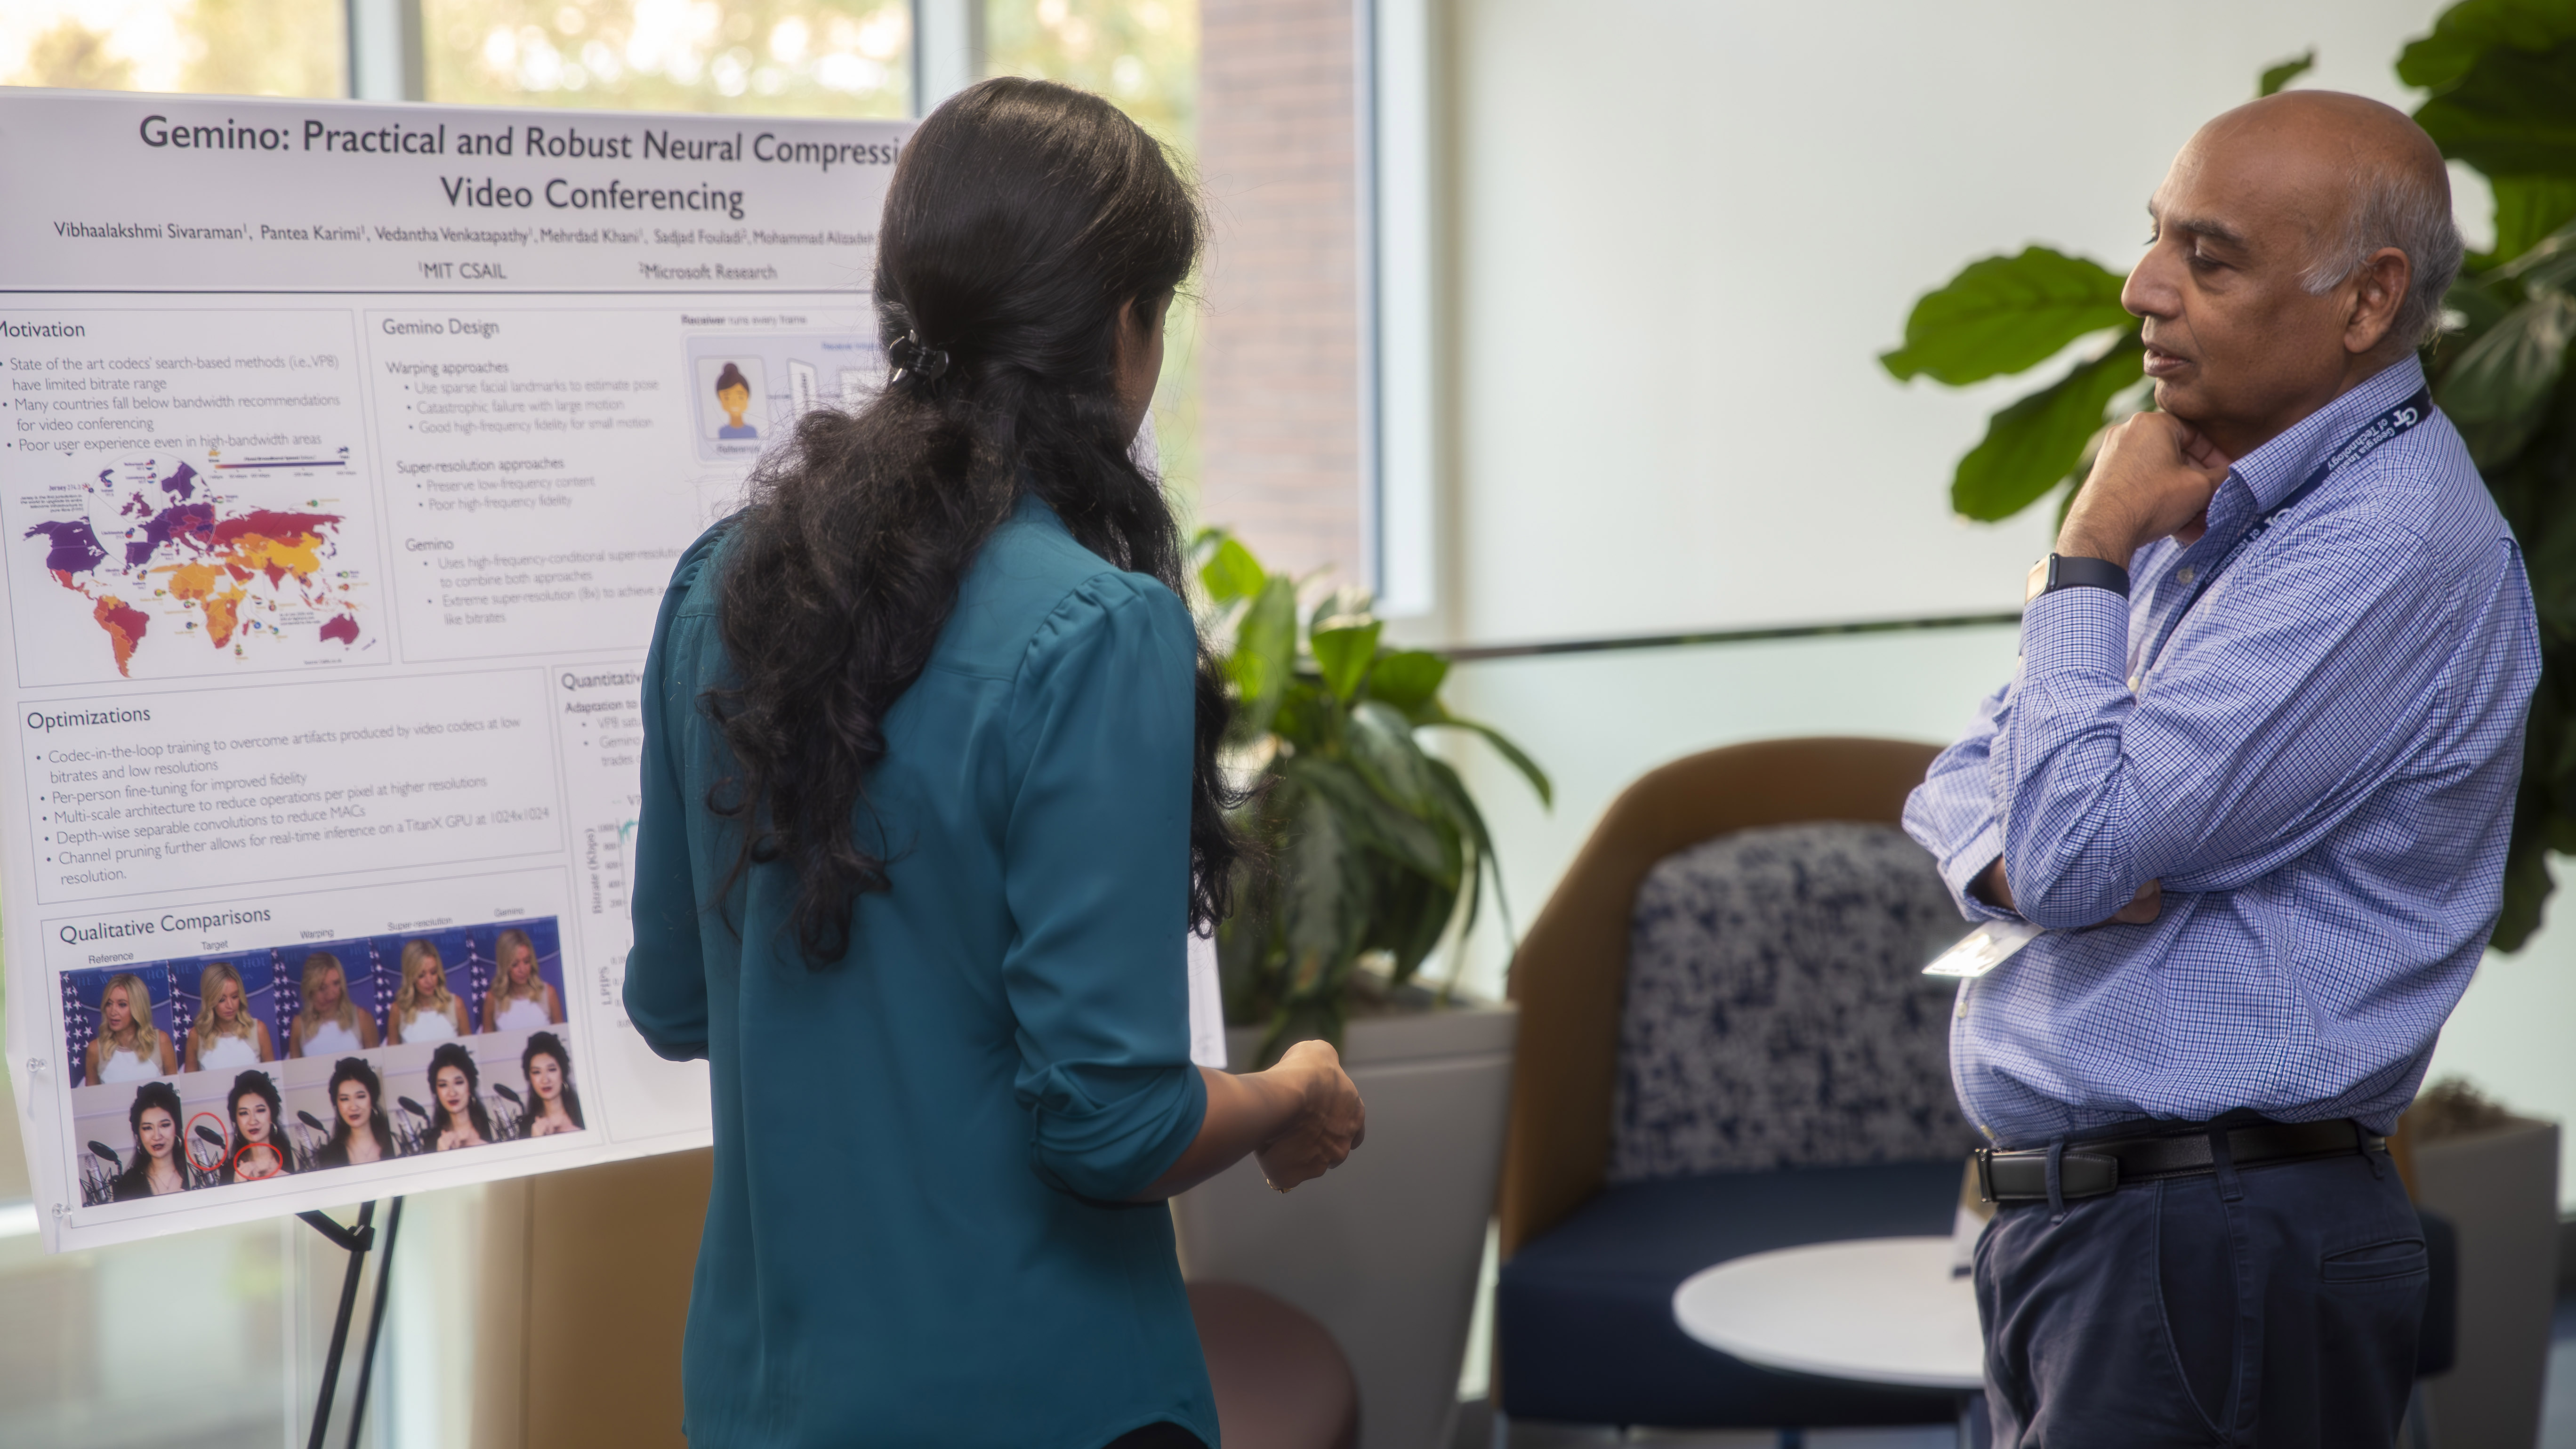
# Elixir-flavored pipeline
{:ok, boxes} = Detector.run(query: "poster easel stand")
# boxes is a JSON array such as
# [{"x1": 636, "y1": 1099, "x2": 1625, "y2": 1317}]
[{"x1": 298, "y1": 1197, "x2": 406, "y2": 1449}]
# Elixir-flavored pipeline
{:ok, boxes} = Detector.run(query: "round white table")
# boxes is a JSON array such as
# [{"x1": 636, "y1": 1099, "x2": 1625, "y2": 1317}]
[{"x1": 1671, "y1": 1236, "x2": 1985, "y2": 1392}]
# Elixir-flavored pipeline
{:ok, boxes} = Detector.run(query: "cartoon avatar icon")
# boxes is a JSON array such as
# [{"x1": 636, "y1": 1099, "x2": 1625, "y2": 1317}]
[{"x1": 715, "y1": 362, "x2": 758, "y2": 440}]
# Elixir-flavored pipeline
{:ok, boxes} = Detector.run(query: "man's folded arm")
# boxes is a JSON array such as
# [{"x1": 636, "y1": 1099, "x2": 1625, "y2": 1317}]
[
  {"x1": 1999, "y1": 519, "x2": 2452, "y2": 928},
  {"x1": 1903, "y1": 682, "x2": 2020, "y2": 922}
]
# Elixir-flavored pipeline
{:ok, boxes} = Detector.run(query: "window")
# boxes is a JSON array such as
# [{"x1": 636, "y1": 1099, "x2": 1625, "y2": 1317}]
[
  {"x1": 2, "y1": 0, "x2": 345, "y2": 97},
  {"x1": 980, "y1": 0, "x2": 1203, "y2": 512},
  {"x1": 422, "y1": 0, "x2": 913, "y2": 115}
]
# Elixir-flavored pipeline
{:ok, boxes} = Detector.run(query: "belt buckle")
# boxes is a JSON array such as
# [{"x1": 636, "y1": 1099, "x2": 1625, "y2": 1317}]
[{"x1": 1972, "y1": 1147, "x2": 1996, "y2": 1206}]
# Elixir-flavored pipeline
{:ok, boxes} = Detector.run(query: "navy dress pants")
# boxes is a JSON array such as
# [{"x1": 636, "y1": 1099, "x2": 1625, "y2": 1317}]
[{"x1": 1972, "y1": 1140, "x2": 2425, "y2": 1447}]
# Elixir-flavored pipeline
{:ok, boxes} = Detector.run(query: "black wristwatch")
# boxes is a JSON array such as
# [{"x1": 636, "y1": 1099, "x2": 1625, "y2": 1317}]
[{"x1": 2023, "y1": 553, "x2": 2130, "y2": 604}]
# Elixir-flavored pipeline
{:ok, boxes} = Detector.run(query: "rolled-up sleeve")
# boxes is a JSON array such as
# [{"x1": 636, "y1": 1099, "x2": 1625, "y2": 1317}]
[
  {"x1": 623, "y1": 530, "x2": 720, "y2": 1063},
  {"x1": 1905, "y1": 681, "x2": 2018, "y2": 923},
  {"x1": 1000, "y1": 572, "x2": 1208, "y2": 1201}
]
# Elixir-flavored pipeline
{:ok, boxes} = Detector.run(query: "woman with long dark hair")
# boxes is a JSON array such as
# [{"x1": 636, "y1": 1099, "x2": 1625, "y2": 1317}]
[
  {"x1": 110, "y1": 1080, "x2": 188, "y2": 1200},
  {"x1": 518, "y1": 1031, "x2": 583, "y2": 1135},
  {"x1": 220, "y1": 1070, "x2": 293, "y2": 1182},
  {"x1": 312, "y1": 1056, "x2": 397, "y2": 1167},
  {"x1": 624, "y1": 78, "x2": 1364, "y2": 1448},
  {"x1": 427, "y1": 1042, "x2": 496, "y2": 1149}
]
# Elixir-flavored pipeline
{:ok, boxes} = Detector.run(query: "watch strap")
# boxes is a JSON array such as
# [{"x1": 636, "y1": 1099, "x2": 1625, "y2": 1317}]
[{"x1": 2042, "y1": 553, "x2": 2129, "y2": 599}]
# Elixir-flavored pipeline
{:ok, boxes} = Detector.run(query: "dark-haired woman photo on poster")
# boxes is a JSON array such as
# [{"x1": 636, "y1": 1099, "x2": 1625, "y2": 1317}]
[
  {"x1": 111, "y1": 1080, "x2": 188, "y2": 1201},
  {"x1": 519, "y1": 1031, "x2": 583, "y2": 1137},
  {"x1": 428, "y1": 1042, "x2": 496, "y2": 1149},
  {"x1": 311, "y1": 1056, "x2": 398, "y2": 1167},
  {"x1": 220, "y1": 1070, "x2": 294, "y2": 1183}
]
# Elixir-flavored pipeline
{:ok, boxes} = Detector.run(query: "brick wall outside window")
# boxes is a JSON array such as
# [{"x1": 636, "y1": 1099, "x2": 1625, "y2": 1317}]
[{"x1": 1193, "y1": 0, "x2": 1364, "y2": 586}]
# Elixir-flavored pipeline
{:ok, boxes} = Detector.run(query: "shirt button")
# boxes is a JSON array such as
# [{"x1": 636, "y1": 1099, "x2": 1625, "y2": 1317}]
[
  {"x1": 2176, "y1": 566, "x2": 2196, "y2": 585},
  {"x1": 2127, "y1": 674, "x2": 2141, "y2": 692}
]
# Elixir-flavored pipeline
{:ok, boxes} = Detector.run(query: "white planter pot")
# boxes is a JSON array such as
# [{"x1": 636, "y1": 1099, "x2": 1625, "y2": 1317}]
[
  {"x1": 2411, "y1": 1115, "x2": 2560, "y2": 1449},
  {"x1": 1172, "y1": 998, "x2": 1517, "y2": 1449}
]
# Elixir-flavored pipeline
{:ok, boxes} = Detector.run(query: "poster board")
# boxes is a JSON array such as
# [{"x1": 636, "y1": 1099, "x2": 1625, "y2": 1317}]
[{"x1": 0, "y1": 87, "x2": 910, "y2": 1251}]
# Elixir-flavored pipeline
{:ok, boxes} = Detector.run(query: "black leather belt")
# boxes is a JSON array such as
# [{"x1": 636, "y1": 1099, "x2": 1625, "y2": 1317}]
[{"x1": 1973, "y1": 1118, "x2": 2384, "y2": 1205}]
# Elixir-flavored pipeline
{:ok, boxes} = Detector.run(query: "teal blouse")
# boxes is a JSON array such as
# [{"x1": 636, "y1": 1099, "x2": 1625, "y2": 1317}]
[{"x1": 625, "y1": 496, "x2": 1218, "y2": 1449}]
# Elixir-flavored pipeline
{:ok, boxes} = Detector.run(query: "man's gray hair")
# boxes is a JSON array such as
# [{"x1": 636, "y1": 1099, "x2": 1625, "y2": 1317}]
[{"x1": 2300, "y1": 164, "x2": 2463, "y2": 348}]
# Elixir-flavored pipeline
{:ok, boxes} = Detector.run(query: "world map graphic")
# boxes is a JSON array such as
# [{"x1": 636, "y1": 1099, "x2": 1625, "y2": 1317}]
[{"x1": 21, "y1": 456, "x2": 365, "y2": 677}]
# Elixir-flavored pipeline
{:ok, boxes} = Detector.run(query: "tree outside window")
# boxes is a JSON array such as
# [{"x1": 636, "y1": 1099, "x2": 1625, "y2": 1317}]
[
  {"x1": 984, "y1": 0, "x2": 1203, "y2": 516},
  {"x1": 420, "y1": 0, "x2": 912, "y2": 118},
  {"x1": 2, "y1": 0, "x2": 345, "y2": 97}
]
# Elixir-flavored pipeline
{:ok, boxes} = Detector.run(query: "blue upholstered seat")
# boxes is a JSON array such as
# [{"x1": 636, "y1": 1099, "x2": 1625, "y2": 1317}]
[
  {"x1": 1498, "y1": 822, "x2": 1974, "y2": 1429},
  {"x1": 1496, "y1": 1159, "x2": 1962, "y2": 1426}
]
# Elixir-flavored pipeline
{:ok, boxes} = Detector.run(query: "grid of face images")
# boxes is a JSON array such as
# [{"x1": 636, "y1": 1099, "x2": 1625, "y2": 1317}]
[{"x1": 63, "y1": 917, "x2": 586, "y2": 1207}]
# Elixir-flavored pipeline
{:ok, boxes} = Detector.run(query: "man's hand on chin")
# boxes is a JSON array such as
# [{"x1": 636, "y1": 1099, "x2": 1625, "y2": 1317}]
[{"x1": 2058, "y1": 411, "x2": 2234, "y2": 562}]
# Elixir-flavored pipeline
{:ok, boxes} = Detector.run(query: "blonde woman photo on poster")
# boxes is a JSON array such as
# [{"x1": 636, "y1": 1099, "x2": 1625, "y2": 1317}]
[
  {"x1": 312, "y1": 1056, "x2": 398, "y2": 1167},
  {"x1": 185, "y1": 961, "x2": 274, "y2": 1071},
  {"x1": 427, "y1": 1042, "x2": 495, "y2": 1149},
  {"x1": 520, "y1": 1031, "x2": 583, "y2": 1136},
  {"x1": 482, "y1": 928, "x2": 563, "y2": 1032},
  {"x1": 290, "y1": 953, "x2": 379, "y2": 1058},
  {"x1": 86, "y1": 972, "x2": 175, "y2": 1085},
  {"x1": 111, "y1": 1080, "x2": 188, "y2": 1200},
  {"x1": 220, "y1": 1070, "x2": 293, "y2": 1183},
  {"x1": 389, "y1": 939, "x2": 468, "y2": 1045}
]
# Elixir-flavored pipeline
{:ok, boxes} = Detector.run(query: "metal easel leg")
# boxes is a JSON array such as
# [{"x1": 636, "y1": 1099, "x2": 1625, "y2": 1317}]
[
  {"x1": 299, "y1": 1201, "x2": 378, "y2": 1449},
  {"x1": 344, "y1": 1197, "x2": 407, "y2": 1449}
]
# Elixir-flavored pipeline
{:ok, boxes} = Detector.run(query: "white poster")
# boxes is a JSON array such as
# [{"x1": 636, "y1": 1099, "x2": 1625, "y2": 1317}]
[{"x1": 0, "y1": 88, "x2": 908, "y2": 1251}]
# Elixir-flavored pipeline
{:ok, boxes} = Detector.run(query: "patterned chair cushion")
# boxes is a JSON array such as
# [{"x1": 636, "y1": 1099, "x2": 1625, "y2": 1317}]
[{"x1": 1610, "y1": 821, "x2": 1974, "y2": 1181}]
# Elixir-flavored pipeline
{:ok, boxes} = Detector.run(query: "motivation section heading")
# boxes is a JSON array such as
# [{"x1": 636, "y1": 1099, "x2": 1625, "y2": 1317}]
[{"x1": 2, "y1": 90, "x2": 908, "y2": 293}]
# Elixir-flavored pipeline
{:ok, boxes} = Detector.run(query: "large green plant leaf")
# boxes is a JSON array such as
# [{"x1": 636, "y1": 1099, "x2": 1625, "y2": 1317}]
[
  {"x1": 1310, "y1": 620, "x2": 1383, "y2": 702},
  {"x1": 2398, "y1": 0, "x2": 2576, "y2": 92},
  {"x1": 2258, "y1": 49, "x2": 2316, "y2": 96},
  {"x1": 1287, "y1": 756, "x2": 1450, "y2": 881},
  {"x1": 1951, "y1": 334, "x2": 2147, "y2": 521},
  {"x1": 2488, "y1": 177, "x2": 2576, "y2": 264},
  {"x1": 1228, "y1": 576, "x2": 1297, "y2": 738},
  {"x1": 2438, "y1": 291, "x2": 2576, "y2": 465},
  {"x1": 1432, "y1": 758, "x2": 1504, "y2": 949},
  {"x1": 2415, "y1": 39, "x2": 2576, "y2": 177},
  {"x1": 1198, "y1": 535, "x2": 1265, "y2": 605},
  {"x1": 1365, "y1": 650, "x2": 1450, "y2": 716},
  {"x1": 1880, "y1": 248, "x2": 2133, "y2": 386},
  {"x1": 1424, "y1": 715, "x2": 1554, "y2": 808},
  {"x1": 2499, "y1": 217, "x2": 2576, "y2": 291},
  {"x1": 2524, "y1": 487, "x2": 2576, "y2": 644},
  {"x1": 1281, "y1": 786, "x2": 1363, "y2": 997},
  {"x1": 1346, "y1": 700, "x2": 1442, "y2": 817},
  {"x1": 1365, "y1": 867, "x2": 1458, "y2": 987}
]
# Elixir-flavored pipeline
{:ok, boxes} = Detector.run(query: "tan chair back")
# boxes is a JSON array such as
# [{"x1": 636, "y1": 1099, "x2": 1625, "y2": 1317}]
[{"x1": 1496, "y1": 737, "x2": 1944, "y2": 1258}]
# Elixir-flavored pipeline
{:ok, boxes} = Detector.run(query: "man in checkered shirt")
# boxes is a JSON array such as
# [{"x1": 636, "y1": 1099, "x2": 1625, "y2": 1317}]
[{"x1": 1905, "y1": 91, "x2": 2538, "y2": 1445}]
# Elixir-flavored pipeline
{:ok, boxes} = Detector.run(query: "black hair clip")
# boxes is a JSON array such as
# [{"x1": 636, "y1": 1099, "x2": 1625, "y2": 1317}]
[{"x1": 889, "y1": 330, "x2": 951, "y2": 383}]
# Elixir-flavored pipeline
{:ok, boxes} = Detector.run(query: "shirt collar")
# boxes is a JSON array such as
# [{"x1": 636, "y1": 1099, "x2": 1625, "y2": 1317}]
[{"x1": 2218, "y1": 353, "x2": 2429, "y2": 517}]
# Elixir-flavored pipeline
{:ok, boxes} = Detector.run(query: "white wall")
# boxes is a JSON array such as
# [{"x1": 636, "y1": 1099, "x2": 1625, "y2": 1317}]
[{"x1": 1441, "y1": 0, "x2": 2458, "y2": 645}]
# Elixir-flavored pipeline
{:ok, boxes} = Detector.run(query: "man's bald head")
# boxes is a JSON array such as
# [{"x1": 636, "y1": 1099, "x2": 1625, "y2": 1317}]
[
  {"x1": 2125, "y1": 90, "x2": 2462, "y2": 456},
  {"x1": 2184, "y1": 91, "x2": 2461, "y2": 346}
]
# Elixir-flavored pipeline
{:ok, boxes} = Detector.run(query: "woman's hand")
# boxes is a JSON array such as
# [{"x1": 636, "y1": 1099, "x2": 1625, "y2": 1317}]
[
  {"x1": 1255, "y1": 1039, "x2": 1366, "y2": 1192},
  {"x1": 1130, "y1": 1039, "x2": 1369, "y2": 1201}
]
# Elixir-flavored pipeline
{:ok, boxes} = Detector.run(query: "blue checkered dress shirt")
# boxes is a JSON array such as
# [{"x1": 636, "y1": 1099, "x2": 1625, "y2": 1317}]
[{"x1": 1905, "y1": 356, "x2": 2539, "y2": 1149}]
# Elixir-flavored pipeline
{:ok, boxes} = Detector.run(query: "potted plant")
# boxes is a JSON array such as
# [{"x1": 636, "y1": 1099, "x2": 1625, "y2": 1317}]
[
  {"x1": 1878, "y1": 13, "x2": 2576, "y2": 948},
  {"x1": 1171, "y1": 531, "x2": 1549, "y2": 1449}
]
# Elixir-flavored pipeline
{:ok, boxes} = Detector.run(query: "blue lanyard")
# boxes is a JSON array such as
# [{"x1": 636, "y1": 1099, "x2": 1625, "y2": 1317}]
[{"x1": 2140, "y1": 387, "x2": 2431, "y2": 672}]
